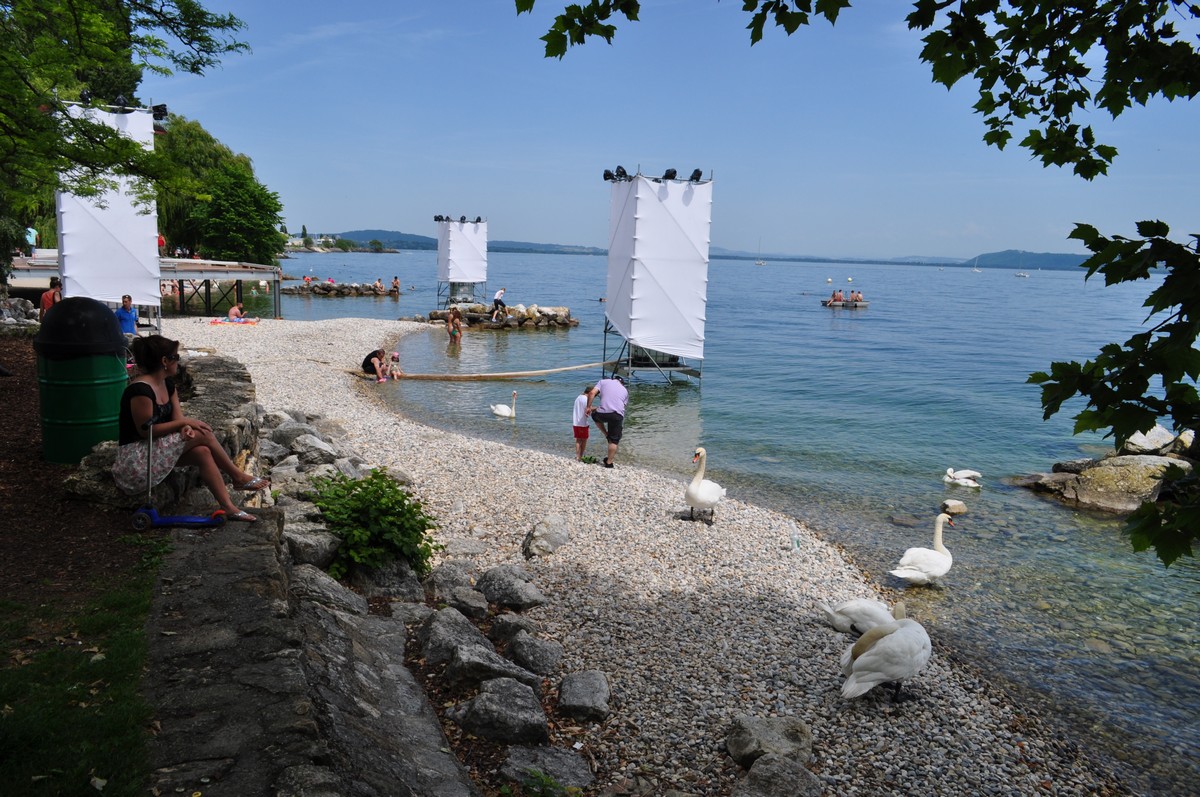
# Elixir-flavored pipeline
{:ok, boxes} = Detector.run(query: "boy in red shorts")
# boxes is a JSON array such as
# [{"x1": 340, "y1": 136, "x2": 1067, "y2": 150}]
[{"x1": 572, "y1": 385, "x2": 597, "y2": 460}]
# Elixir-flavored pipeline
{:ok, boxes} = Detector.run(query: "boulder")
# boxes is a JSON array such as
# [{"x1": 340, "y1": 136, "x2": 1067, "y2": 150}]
[
  {"x1": 348, "y1": 558, "x2": 425, "y2": 602},
  {"x1": 1071, "y1": 455, "x2": 1190, "y2": 513},
  {"x1": 731, "y1": 753, "x2": 824, "y2": 797},
  {"x1": 446, "y1": 677, "x2": 548, "y2": 744},
  {"x1": 475, "y1": 564, "x2": 547, "y2": 610},
  {"x1": 558, "y1": 670, "x2": 611, "y2": 721},
  {"x1": 725, "y1": 715, "x2": 813, "y2": 769},
  {"x1": 522, "y1": 514, "x2": 571, "y2": 559},
  {"x1": 506, "y1": 630, "x2": 563, "y2": 675},
  {"x1": 290, "y1": 564, "x2": 368, "y2": 615},
  {"x1": 502, "y1": 746, "x2": 594, "y2": 791},
  {"x1": 446, "y1": 644, "x2": 542, "y2": 692},
  {"x1": 418, "y1": 607, "x2": 493, "y2": 665},
  {"x1": 1120, "y1": 425, "x2": 1175, "y2": 455}
]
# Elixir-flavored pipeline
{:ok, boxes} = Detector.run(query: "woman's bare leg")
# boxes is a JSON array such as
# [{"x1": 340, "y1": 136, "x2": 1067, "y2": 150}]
[{"x1": 178, "y1": 446, "x2": 252, "y2": 518}]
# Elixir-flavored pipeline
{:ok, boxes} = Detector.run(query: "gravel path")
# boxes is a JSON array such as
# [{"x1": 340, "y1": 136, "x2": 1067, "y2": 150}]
[{"x1": 163, "y1": 316, "x2": 1124, "y2": 796}]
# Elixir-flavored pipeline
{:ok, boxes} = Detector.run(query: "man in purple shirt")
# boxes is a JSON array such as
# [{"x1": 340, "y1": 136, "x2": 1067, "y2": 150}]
[{"x1": 591, "y1": 375, "x2": 628, "y2": 468}]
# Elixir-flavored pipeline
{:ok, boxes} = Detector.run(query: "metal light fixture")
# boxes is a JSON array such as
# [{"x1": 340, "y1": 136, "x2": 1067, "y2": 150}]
[
  {"x1": 459, "y1": 215, "x2": 466, "y2": 223},
  {"x1": 614, "y1": 165, "x2": 628, "y2": 181},
  {"x1": 151, "y1": 103, "x2": 168, "y2": 120},
  {"x1": 474, "y1": 216, "x2": 482, "y2": 223},
  {"x1": 662, "y1": 168, "x2": 677, "y2": 180},
  {"x1": 603, "y1": 169, "x2": 614, "y2": 181},
  {"x1": 689, "y1": 168, "x2": 703, "y2": 182}
]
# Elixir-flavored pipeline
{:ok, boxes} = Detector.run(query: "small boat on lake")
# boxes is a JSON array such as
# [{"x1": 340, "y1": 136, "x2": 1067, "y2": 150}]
[
  {"x1": 1015, "y1": 271, "x2": 1029, "y2": 278},
  {"x1": 821, "y1": 299, "x2": 870, "y2": 308}
]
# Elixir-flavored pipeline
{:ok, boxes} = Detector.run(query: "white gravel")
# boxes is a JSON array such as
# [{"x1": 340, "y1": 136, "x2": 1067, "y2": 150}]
[{"x1": 163, "y1": 316, "x2": 1124, "y2": 797}]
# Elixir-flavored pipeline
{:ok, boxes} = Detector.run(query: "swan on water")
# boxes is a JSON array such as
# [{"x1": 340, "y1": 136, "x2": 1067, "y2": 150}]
[
  {"x1": 817, "y1": 598, "x2": 905, "y2": 636},
  {"x1": 889, "y1": 513, "x2": 954, "y2": 586},
  {"x1": 490, "y1": 390, "x2": 517, "y2": 418},
  {"x1": 945, "y1": 463, "x2": 984, "y2": 482},
  {"x1": 685, "y1": 447, "x2": 726, "y2": 521},
  {"x1": 840, "y1": 616, "x2": 932, "y2": 700}
]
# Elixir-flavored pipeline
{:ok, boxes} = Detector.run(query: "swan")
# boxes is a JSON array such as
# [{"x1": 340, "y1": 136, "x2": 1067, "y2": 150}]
[
  {"x1": 889, "y1": 513, "x2": 954, "y2": 585},
  {"x1": 685, "y1": 447, "x2": 726, "y2": 521},
  {"x1": 946, "y1": 467, "x2": 982, "y2": 481},
  {"x1": 840, "y1": 617, "x2": 932, "y2": 700},
  {"x1": 945, "y1": 475, "x2": 980, "y2": 488},
  {"x1": 817, "y1": 598, "x2": 903, "y2": 636},
  {"x1": 490, "y1": 390, "x2": 517, "y2": 418}
]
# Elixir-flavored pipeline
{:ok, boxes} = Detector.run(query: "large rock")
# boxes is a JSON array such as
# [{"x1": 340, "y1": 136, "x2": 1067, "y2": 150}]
[
  {"x1": 502, "y1": 746, "x2": 594, "y2": 791},
  {"x1": 347, "y1": 558, "x2": 424, "y2": 602},
  {"x1": 1072, "y1": 455, "x2": 1190, "y2": 513},
  {"x1": 558, "y1": 670, "x2": 611, "y2": 721},
  {"x1": 731, "y1": 753, "x2": 824, "y2": 797},
  {"x1": 506, "y1": 630, "x2": 563, "y2": 676},
  {"x1": 1121, "y1": 425, "x2": 1175, "y2": 455},
  {"x1": 418, "y1": 607, "x2": 493, "y2": 665},
  {"x1": 725, "y1": 715, "x2": 813, "y2": 769},
  {"x1": 522, "y1": 514, "x2": 570, "y2": 559},
  {"x1": 446, "y1": 643, "x2": 542, "y2": 692},
  {"x1": 446, "y1": 678, "x2": 548, "y2": 744},
  {"x1": 475, "y1": 564, "x2": 547, "y2": 610}
]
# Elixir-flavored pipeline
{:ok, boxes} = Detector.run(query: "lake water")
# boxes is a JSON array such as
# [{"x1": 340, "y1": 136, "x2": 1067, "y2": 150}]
[{"x1": 278, "y1": 250, "x2": 1199, "y2": 793}]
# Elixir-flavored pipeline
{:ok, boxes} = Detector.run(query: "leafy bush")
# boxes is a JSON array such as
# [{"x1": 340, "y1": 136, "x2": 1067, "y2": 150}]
[{"x1": 310, "y1": 468, "x2": 440, "y2": 579}]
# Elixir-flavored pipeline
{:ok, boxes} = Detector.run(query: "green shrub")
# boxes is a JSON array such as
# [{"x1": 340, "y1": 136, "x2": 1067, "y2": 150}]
[{"x1": 310, "y1": 468, "x2": 440, "y2": 579}]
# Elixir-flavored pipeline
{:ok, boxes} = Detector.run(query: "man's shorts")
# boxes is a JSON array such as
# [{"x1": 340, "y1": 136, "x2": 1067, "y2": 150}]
[
  {"x1": 592, "y1": 410, "x2": 624, "y2": 444},
  {"x1": 573, "y1": 425, "x2": 589, "y2": 440}
]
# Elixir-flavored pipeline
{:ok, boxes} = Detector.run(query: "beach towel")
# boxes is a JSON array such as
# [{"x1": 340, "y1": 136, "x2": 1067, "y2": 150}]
[{"x1": 209, "y1": 318, "x2": 260, "y2": 326}]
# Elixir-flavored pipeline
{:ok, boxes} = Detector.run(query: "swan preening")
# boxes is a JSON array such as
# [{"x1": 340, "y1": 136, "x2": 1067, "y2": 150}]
[
  {"x1": 889, "y1": 513, "x2": 954, "y2": 586},
  {"x1": 944, "y1": 467, "x2": 982, "y2": 488},
  {"x1": 818, "y1": 598, "x2": 905, "y2": 636},
  {"x1": 685, "y1": 447, "x2": 726, "y2": 521},
  {"x1": 840, "y1": 616, "x2": 932, "y2": 700},
  {"x1": 490, "y1": 390, "x2": 517, "y2": 418}
]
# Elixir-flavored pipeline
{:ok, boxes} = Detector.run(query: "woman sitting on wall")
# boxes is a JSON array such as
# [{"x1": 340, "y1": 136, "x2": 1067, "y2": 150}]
[{"x1": 110, "y1": 335, "x2": 268, "y2": 522}]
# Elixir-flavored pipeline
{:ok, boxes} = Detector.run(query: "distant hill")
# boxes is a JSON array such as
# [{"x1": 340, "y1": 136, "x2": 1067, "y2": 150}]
[{"x1": 334, "y1": 230, "x2": 1085, "y2": 270}]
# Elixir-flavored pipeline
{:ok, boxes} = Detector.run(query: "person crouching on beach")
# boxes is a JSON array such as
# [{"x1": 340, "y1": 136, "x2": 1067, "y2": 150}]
[
  {"x1": 363, "y1": 348, "x2": 392, "y2": 382},
  {"x1": 573, "y1": 384, "x2": 597, "y2": 460}
]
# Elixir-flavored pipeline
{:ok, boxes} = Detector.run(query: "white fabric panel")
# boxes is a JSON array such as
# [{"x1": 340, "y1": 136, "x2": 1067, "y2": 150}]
[
  {"x1": 56, "y1": 107, "x2": 160, "y2": 307},
  {"x1": 605, "y1": 175, "x2": 711, "y2": 360},
  {"x1": 435, "y1": 220, "x2": 488, "y2": 283}
]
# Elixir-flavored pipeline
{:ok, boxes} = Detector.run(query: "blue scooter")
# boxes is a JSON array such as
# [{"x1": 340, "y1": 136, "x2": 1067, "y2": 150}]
[{"x1": 130, "y1": 418, "x2": 226, "y2": 531}]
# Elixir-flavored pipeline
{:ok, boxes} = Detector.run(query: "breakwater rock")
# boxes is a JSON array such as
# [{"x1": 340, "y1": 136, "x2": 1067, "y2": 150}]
[
  {"x1": 1016, "y1": 424, "x2": 1196, "y2": 514},
  {"x1": 426, "y1": 304, "x2": 578, "y2": 329},
  {"x1": 281, "y1": 282, "x2": 398, "y2": 297}
]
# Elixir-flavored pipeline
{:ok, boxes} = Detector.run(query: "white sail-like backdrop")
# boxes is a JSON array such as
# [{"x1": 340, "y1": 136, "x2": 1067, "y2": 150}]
[
  {"x1": 436, "y1": 219, "x2": 488, "y2": 283},
  {"x1": 56, "y1": 107, "x2": 160, "y2": 306},
  {"x1": 606, "y1": 174, "x2": 712, "y2": 360}
]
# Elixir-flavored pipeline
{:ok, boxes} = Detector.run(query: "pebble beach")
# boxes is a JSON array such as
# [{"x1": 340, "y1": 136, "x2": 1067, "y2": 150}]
[{"x1": 163, "y1": 316, "x2": 1126, "y2": 796}]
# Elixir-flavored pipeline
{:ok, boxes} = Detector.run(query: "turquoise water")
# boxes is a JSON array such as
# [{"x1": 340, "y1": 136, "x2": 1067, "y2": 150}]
[{"x1": 280, "y1": 251, "x2": 1199, "y2": 792}]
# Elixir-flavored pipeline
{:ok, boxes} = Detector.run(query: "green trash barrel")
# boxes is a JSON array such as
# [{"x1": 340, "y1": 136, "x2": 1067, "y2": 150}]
[{"x1": 33, "y1": 296, "x2": 129, "y2": 464}]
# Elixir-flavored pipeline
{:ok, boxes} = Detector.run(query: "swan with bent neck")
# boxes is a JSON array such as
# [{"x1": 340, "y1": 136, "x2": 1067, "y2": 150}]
[{"x1": 889, "y1": 513, "x2": 954, "y2": 585}]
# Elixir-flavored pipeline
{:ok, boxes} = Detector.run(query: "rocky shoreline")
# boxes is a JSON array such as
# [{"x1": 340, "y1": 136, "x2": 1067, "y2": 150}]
[{"x1": 153, "y1": 316, "x2": 1126, "y2": 796}]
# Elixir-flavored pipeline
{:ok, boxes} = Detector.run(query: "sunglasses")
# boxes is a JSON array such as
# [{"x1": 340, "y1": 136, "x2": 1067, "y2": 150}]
[{"x1": 165, "y1": 353, "x2": 180, "y2": 361}]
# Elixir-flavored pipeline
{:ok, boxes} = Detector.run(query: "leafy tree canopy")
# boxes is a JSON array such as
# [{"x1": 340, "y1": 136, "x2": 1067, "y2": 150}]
[
  {"x1": 0, "y1": 0, "x2": 245, "y2": 281},
  {"x1": 187, "y1": 159, "x2": 282, "y2": 265},
  {"x1": 517, "y1": 0, "x2": 1200, "y2": 565}
]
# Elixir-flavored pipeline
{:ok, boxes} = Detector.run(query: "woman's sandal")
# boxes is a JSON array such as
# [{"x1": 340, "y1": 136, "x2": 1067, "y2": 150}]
[
  {"x1": 235, "y1": 476, "x2": 270, "y2": 491},
  {"x1": 226, "y1": 510, "x2": 256, "y2": 522}
]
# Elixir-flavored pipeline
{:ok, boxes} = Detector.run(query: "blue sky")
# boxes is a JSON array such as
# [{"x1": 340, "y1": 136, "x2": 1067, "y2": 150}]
[{"x1": 139, "y1": 1, "x2": 1200, "y2": 260}]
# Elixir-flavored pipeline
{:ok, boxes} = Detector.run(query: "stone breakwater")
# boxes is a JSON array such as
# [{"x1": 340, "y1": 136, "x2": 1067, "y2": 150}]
[{"x1": 160, "y1": 316, "x2": 1125, "y2": 796}]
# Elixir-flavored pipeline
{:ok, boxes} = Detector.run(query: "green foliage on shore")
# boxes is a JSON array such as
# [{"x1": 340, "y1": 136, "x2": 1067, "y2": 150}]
[
  {"x1": 310, "y1": 469, "x2": 441, "y2": 579},
  {"x1": 1030, "y1": 222, "x2": 1200, "y2": 566}
]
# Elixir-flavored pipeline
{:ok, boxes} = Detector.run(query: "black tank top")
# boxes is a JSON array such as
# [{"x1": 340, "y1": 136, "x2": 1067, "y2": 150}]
[{"x1": 117, "y1": 380, "x2": 175, "y2": 445}]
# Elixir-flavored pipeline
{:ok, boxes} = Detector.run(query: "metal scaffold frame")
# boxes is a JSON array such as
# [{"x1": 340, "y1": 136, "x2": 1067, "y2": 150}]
[{"x1": 602, "y1": 320, "x2": 702, "y2": 384}]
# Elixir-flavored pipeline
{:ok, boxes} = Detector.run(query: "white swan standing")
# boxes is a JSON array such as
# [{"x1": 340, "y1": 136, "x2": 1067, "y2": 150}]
[
  {"x1": 685, "y1": 447, "x2": 726, "y2": 521},
  {"x1": 490, "y1": 390, "x2": 517, "y2": 418},
  {"x1": 944, "y1": 467, "x2": 982, "y2": 488},
  {"x1": 840, "y1": 617, "x2": 932, "y2": 700},
  {"x1": 889, "y1": 513, "x2": 955, "y2": 586},
  {"x1": 817, "y1": 598, "x2": 904, "y2": 636}
]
